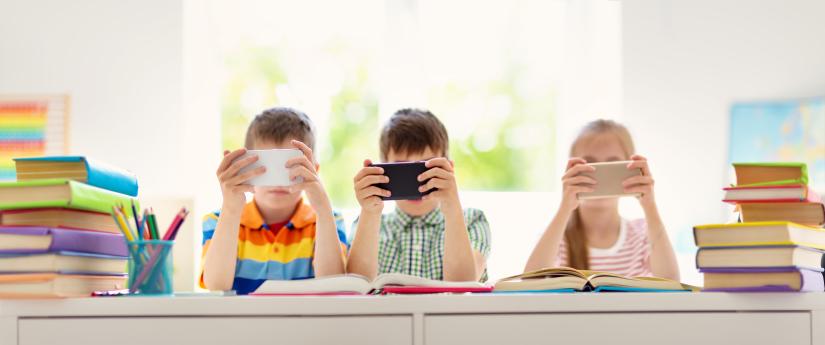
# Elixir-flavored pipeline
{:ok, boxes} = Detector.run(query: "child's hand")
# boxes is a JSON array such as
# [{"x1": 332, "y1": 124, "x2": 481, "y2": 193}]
[
  {"x1": 285, "y1": 140, "x2": 330, "y2": 209},
  {"x1": 623, "y1": 154, "x2": 656, "y2": 209},
  {"x1": 216, "y1": 148, "x2": 265, "y2": 212},
  {"x1": 560, "y1": 158, "x2": 597, "y2": 213},
  {"x1": 418, "y1": 158, "x2": 460, "y2": 207},
  {"x1": 353, "y1": 159, "x2": 390, "y2": 215}
]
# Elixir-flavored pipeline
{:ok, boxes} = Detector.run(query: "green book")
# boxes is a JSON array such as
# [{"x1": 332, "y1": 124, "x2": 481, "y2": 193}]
[
  {"x1": 732, "y1": 162, "x2": 808, "y2": 187},
  {"x1": 0, "y1": 179, "x2": 138, "y2": 217}
]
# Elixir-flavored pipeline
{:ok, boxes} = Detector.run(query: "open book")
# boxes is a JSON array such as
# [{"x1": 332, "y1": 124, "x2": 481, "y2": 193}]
[
  {"x1": 494, "y1": 267, "x2": 693, "y2": 293},
  {"x1": 251, "y1": 273, "x2": 492, "y2": 295}
]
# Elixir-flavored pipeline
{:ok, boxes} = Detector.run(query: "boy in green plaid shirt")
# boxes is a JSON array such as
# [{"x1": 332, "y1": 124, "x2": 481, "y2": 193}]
[{"x1": 347, "y1": 108, "x2": 491, "y2": 282}]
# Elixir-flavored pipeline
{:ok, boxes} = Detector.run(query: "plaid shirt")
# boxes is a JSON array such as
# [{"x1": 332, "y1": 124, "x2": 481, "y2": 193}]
[{"x1": 356, "y1": 207, "x2": 491, "y2": 282}]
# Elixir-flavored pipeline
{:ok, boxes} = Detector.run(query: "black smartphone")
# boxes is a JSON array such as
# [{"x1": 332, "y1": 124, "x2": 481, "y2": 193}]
[{"x1": 370, "y1": 161, "x2": 432, "y2": 200}]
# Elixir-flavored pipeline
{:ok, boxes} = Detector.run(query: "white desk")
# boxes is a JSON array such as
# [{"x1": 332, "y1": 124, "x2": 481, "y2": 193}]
[{"x1": 1, "y1": 293, "x2": 824, "y2": 345}]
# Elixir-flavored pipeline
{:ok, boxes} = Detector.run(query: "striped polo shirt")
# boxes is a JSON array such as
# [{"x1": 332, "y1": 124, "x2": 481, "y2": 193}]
[
  {"x1": 556, "y1": 218, "x2": 653, "y2": 277},
  {"x1": 199, "y1": 199, "x2": 348, "y2": 294}
]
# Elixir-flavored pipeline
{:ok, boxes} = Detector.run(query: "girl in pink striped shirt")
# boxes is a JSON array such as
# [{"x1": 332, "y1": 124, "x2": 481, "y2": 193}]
[{"x1": 525, "y1": 120, "x2": 680, "y2": 280}]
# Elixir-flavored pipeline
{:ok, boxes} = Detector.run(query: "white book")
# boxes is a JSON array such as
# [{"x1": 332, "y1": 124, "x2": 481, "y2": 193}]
[{"x1": 251, "y1": 273, "x2": 487, "y2": 295}]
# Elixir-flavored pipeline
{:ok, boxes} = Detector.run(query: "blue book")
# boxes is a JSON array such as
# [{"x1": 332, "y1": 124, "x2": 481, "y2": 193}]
[{"x1": 14, "y1": 156, "x2": 138, "y2": 197}]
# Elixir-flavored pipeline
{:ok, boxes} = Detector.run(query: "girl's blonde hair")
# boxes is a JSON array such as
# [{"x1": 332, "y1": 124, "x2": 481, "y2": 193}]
[{"x1": 564, "y1": 119, "x2": 635, "y2": 270}]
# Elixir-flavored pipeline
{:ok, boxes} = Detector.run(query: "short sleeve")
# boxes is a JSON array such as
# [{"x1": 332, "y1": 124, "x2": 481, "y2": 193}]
[
  {"x1": 464, "y1": 208, "x2": 492, "y2": 258},
  {"x1": 198, "y1": 211, "x2": 220, "y2": 289},
  {"x1": 333, "y1": 210, "x2": 350, "y2": 250}
]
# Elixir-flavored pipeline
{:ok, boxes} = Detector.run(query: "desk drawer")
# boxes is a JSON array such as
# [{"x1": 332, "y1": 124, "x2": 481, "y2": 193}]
[
  {"x1": 425, "y1": 312, "x2": 810, "y2": 345},
  {"x1": 19, "y1": 316, "x2": 411, "y2": 345}
]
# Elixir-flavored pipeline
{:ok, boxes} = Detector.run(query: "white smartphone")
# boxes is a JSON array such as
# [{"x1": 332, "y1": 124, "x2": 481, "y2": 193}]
[
  {"x1": 235, "y1": 149, "x2": 303, "y2": 187},
  {"x1": 576, "y1": 161, "x2": 643, "y2": 200}
]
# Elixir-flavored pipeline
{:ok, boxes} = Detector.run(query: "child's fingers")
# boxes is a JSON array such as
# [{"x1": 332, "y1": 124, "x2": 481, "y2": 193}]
[
  {"x1": 418, "y1": 177, "x2": 448, "y2": 193},
  {"x1": 566, "y1": 157, "x2": 588, "y2": 170},
  {"x1": 289, "y1": 166, "x2": 317, "y2": 183},
  {"x1": 353, "y1": 166, "x2": 384, "y2": 182},
  {"x1": 425, "y1": 157, "x2": 452, "y2": 171},
  {"x1": 365, "y1": 195, "x2": 383, "y2": 206},
  {"x1": 217, "y1": 148, "x2": 247, "y2": 174},
  {"x1": 291, "y1": 140, "x2": 314, "y2": 162},
  {"x1": 231, "y1": 184, "x2": 255, "y2": 194},
  {"x1": 563, "y1": 175, "x2": 597, "y2": 186},
  {"x1": 627, "y1": 155, "x2": 652, "y2": 175},
  {"x1": 223, "y1": 154, "x2": 259, "y2": 179},
  {"x1": 357, "y1": 186, "x2": 391, "y2": 200},
  {"x1": 355, "y1": 175, "x2": 389, "y2": 190},
  {"x1": 225, "y1": 166, "x2": 265, "y2": 186},
  {"x1": 622, "y1": 175, "x2": 654, "y2": 187},
  {"x1": 285, "y1": 155, "x2": 315, "y2": 172},
  {"x1": 571, "y1": 186, "x2": 596, "y2": 194},
  {"x1": 563, "y1": 164, "x2": 595, "y2": 178},
  {"x1": 417, "y1": 167, "x2": 451, "y2": 182},
  {"x1": 623, "y1": 185, "x2": 649, "y2": 194}
]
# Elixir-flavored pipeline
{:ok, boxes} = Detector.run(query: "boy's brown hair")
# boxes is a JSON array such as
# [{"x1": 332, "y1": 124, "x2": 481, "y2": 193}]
[
  {"x1": 379, "y1": 108, "x2": 449, "y2": 160},
  {"x1": 244, "y1": 107, "x2": 316, "y2": 150}
]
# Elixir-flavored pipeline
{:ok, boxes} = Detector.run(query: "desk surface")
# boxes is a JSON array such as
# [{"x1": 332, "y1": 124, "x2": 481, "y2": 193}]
[{"x1": 2, "y1": 292, "x2": 824, "y2": 317}]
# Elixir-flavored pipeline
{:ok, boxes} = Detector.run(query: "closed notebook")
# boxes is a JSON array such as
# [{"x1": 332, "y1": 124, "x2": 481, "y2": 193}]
[
  {"x1": 0, "y1": 251, "x2": 127, "y2": 275},
  {"x1": 702, "y1": 268, "x2": 824, "y2": 292},
  {"x1": 723, "y1": 185, "x2": 820, "y2": 204},
  {"x1": 732, "y1": 162, "x2": 808, "y2": 187},
  {"x1": 0, "y1": 226, "x2": 127, "y2": 256},
  {"x1": 14, "y1": 156, "x2": 139, "y2": 197},
  {"x1": 0, "y1": 208, "x2": 119, "y2": 233},
  {"x1": 0, "y1": 273, "x2": 127, "y2": 298},
  {"x1": 737, "y1": 202, "x2": 825, "y2": 227},
  {"x1": 0, "y1": 179, "x2": 138, "y2": 216},
  {"x1": 252, "y1": 273, "x2": 489, "y2": 295},
  {"x1": 494, "y1": 267, "x2": 692, "y2": 293},
  {"x1": 696, "y1": 246, "x2": 825, "y2": 271},
  {"x1": 693, "y1": 222, "x2": 825, "y2": 249}
]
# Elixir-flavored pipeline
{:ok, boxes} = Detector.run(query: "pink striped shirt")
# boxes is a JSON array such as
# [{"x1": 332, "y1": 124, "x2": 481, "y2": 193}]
[{"x1": 555, "y1": 218, "x2": 653, "y2": 277}]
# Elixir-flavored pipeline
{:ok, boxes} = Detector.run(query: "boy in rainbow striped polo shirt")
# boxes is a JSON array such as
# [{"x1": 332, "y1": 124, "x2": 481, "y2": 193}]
[{"x1": 200, "y1": 107, "x2": 347, "y2": 295}]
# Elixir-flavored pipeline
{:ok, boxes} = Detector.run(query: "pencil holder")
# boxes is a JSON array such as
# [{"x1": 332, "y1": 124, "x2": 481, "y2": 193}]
[{"x1": 127, "y1": 240, "x2": 174, "y2": 295}]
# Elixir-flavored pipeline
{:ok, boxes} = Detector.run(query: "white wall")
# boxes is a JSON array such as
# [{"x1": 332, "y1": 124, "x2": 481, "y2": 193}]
[
  {"x1": 0, "y1": 0, "x2": 220, "y2": 291},
  {"x1": 622, "y1": 0, "x2": 825, "y2": 284}
]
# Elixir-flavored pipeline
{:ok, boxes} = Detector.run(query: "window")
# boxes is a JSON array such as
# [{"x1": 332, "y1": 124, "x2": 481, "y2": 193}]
[{"x1": 208, "y1": 0, "x2": 622, "y2": 278}]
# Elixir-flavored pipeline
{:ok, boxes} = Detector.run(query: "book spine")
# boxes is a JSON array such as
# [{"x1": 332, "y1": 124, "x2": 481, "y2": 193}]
[
  {"x1": 84, "y1": 159, "x2": 139, "y2": 197},
  {"x1": 67, "y1": 181, "x2": 139, "y2": 216},
  {"x1": 49, "y1": 229, "x2": 128, "y2": 256}
]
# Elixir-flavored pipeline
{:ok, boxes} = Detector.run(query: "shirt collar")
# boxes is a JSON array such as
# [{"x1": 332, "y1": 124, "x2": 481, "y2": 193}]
[
  {"x1": 391, "y1": 206, "x2": 445, "y2": 231},
  {"x1": 240, "y1": 198, "x2": 316, "y2": 231}
]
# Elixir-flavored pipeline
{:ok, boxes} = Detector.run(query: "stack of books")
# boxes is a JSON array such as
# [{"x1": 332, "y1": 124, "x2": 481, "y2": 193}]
[
  {"x1": 0, "y1": 156, "x2": 138, "y2": 297},
  {"x1": 694, "y1": 162, "x2": 825, "y2": 292}
]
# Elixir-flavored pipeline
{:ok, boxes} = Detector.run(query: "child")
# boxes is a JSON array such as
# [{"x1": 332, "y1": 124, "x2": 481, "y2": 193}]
[
  {"x1": 524, "y1": 119, "x2": 679, "y2": 280},
  {"x1": 200, "y1": 107, "x2": 347, "y2": 294},
  {"x1": 347, "y1": 108, "x2": 491, "y2": 282}
]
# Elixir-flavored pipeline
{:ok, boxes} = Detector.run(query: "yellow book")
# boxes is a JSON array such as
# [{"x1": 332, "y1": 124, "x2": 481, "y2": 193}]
[{"x1": 693, "y1": 221, "x2": 825, "y2": 249}]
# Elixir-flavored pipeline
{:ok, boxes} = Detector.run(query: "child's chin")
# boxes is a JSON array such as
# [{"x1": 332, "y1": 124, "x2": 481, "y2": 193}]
[{"x1": 397, "y1": 198, "x2": 436, "y2": 216}]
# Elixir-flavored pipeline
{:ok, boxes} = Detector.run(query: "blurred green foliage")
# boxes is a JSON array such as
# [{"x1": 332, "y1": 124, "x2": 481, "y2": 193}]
[{"x1": 221, "y1": 45, "x2": 555, "y2": 208}]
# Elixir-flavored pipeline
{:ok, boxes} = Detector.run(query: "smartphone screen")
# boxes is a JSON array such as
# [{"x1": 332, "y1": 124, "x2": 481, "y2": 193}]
[{"x1": 370, "y1": 161, "x2": 432, "y2": 200}]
